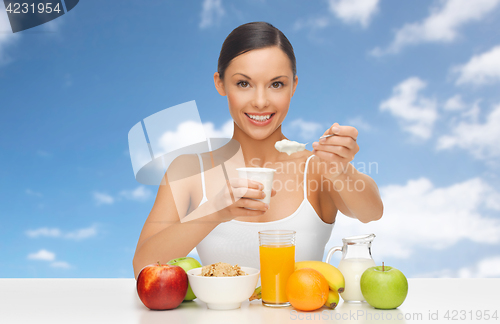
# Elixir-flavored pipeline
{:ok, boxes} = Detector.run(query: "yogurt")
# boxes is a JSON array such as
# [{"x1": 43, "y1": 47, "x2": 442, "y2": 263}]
[{"x1": 274, "y1": 139, "x2": 306, "y2": 156}]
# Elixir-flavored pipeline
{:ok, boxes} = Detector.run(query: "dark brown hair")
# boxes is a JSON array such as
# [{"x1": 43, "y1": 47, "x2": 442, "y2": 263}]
[{"x1": 217, "y1": 21, "x2": 297, "y2": 81}]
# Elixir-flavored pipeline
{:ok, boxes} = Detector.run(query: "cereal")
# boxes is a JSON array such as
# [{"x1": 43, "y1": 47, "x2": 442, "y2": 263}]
[{"x1": 199, "y1": 262, "x2": 247, "y2": 277}]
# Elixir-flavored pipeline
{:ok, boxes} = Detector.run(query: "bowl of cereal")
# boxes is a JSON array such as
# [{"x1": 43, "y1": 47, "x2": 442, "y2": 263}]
[{"x1": 186, "y1": 262, "x2": 260, "y2": 310}]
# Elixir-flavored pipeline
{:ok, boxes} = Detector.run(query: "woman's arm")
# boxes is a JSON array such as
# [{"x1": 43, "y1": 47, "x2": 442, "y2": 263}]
[
  {"x1": 325, "y1": 162, "x2": 383, "y2": 223},
  {"x1": 312, "y1": 123, "x2": 383, "y2": 224},
  {"x1": 132, "y1": 156, "x2": 222, "y2": 279},
  {"x1": 132, "y1": 155, "x2": 271, "y2": 279}
]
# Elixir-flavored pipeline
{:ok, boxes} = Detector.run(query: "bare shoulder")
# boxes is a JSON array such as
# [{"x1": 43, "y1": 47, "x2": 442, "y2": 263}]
[
  {"x1": 166, "y1": 154, "x2": 201, "y2": 182},
  {"x1": 147, "y1": 154, "x2": 201, "y2": 223},
  {"x1": 156, "y1": 153, "x2": 201, "y2": 210}
]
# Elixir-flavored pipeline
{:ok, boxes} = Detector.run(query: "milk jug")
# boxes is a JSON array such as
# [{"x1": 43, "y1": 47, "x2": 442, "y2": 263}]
[{"x1": 326, "y1": 234, "x2": 376, "y2": 302}]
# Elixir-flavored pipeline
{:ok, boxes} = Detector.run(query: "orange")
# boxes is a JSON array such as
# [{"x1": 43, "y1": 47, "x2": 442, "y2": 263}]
[{"x1": 286, "y1": 268, "x2": 329, "y2": 311}]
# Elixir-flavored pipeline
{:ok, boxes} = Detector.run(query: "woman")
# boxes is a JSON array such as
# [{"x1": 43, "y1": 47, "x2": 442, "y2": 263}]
[{"x1": 132, "y1": 22, "x2": 383, "y2": 279}]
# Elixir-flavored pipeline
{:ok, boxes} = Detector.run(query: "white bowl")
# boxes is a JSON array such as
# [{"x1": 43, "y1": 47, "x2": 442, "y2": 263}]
[{"x1": 186, "y1": 266, "x2": 260, "y2": 310}]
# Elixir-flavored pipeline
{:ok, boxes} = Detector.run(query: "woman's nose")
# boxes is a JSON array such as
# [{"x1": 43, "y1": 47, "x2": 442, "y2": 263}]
[{"x1": 252, "y1": 87, "x2": 269, "y2": 109}]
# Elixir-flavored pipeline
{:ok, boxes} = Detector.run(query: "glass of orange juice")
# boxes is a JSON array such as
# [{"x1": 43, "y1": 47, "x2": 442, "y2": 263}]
[{"x1": 258, "y1": 230, "x2": 296, "y2": 307}]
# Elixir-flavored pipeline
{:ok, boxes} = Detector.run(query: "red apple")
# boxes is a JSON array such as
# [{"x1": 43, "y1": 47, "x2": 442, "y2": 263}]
[
  {"x1": 167, "y1": 257, "x2": 202, "y2": 301},
  {"x1": 136, "y1": 262, "x2": 188, "y2": 310}
]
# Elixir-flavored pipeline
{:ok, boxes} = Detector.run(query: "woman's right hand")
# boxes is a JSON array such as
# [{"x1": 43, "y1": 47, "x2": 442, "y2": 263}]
[{"x1": 212, "y1": 178, "x2": 276, "y2": 223}]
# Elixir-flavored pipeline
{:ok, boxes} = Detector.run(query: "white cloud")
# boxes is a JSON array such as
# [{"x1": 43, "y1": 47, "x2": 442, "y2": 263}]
[
  {"x1": 458, "y1": 256, "x2": 500, "y2": 278},
  {"x1": 157, "y1": 121, "x2": 205, "y2": 154},
  {"x1": 346, "y1": 116, "x2": 373, "y2": 132},
  {"x1": 27, "y1": 249, "x2": 55, "y2": 261},
  {"x1": 328, "y1": 177, "x2": 500, "y2": 259},
  {"x1": 63, "y1": 226, "x2": 98, "y2": 240},
  {"x1": 120, "y1": 186, "x2": 153, "y2": 202},
  {"x1": 94, "y1": 185, "x2": 162, "y2": 205},
  {"x1": 27, "y1": 249, "x2": 72, "y2": 269},
  {"x1": 158, "y1": 120, "x2": 233, "y2": 154},
  {"x1": 0, "y1": 8, "x2": 19, "y2": 64},
  {"x1": 1, "y1": 8, "x2": 61, "y2": 65},
  {"x1": 293, "y1": 16, "x2": 331, "y2": 31},
  {"x1": 371, "y1": 0, "x2": 500, "y2": 55},
  {"x1": 40, "y1": 15, "x2": 62, "y2": 33},
  {"x1": 293, "y1": 0, "x2": 378, "y2": 34},
  {"x1": 93, "y1": 192, "x2": 114, "y2": 205},
  {"x1": 459, "y1": 100, "x2": 481, "y2": 123},
  {"x1": 443, "y1": 94, "x2": 466, "y2": 111},
  {"x1": 25, "y1": 225, "x2": 98, "y2": 240},
  {"x1": 328, "y1": 0, "x2": 380, "y2": 28},
  {"x1": 50, "y1": 261, "x2": 72, "y2": 269},
  {"x1": 453, "y1": 45, "x2": 500, "y2": 86},
  {"x1": 26, "y1": 228, "x2": 61, "y2": 238},
  {"x1": 416, "y1": 255, "x2": 500, "y2": 278},
  {"x1": 203, "y1": 119, "x2": 234, "y2": 139},
  {"x1": 437, "y1": 103, "x2": 500, "y2": 159},
  {"x1": 285, "y1": 118, "x2": 324, "y2": 140},
  {"x1": 199, "y1": 0, "x2": 225, "y2": 29},
  {"x1": 25, "y1": 189, "x2": 43, "y2": 197},
  {"x1": 380, "y1": 77, "x2": 438, "y2": 140}
]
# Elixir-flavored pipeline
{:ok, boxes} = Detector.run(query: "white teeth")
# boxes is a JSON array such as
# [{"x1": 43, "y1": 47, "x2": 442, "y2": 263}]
[{"x1": 247, "y1": 114, "x2": 272, "y2": 121}]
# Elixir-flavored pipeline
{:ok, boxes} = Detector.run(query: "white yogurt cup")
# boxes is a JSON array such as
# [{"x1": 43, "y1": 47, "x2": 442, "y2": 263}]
[{"x1": 236, "y1": 167, "x2": 276, "y2": 205}]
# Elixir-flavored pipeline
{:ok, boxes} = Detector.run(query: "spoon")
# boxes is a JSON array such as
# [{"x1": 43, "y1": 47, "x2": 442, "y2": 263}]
[{"x1": 319, "y1": 134, "x2": 336, "y2": 139}]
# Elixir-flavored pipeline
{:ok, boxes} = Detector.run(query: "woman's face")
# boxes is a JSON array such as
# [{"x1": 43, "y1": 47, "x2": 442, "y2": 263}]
[{"x1": 214, "y1": 46, "x2": 298, "y2": 141}]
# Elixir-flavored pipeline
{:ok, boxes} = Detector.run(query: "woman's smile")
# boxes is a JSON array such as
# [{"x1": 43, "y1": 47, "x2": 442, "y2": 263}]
[{"x1": 244, "y1": 112, "x2": 276, "y2": 126}]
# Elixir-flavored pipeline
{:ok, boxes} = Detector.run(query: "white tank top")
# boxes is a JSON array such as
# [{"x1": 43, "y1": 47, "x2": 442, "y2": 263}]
[{"x1": 194, "y1": 154, "x2": 335, "y2": 274}]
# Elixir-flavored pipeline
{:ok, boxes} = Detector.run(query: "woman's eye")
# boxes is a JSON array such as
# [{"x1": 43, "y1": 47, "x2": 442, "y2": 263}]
[
  {"x1": 237, "y1": 81, "x2": 249, "y2": 88},
  {"x1": 271, "y1": 81, "x2": 284, "y2": 89}
]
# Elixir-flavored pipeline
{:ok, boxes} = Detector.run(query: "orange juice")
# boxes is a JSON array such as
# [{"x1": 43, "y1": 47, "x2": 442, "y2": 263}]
[{"x1": 259, "y1": 244, "x2": 295, "y2": 304}]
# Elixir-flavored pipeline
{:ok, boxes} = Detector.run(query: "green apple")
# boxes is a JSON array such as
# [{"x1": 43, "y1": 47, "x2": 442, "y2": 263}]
[
  {"x1": 167, "y1": 257, "x2": 202, "y2": 301},
  {"x1": 360, "y1": 264, "x2": 408, "y2": 309}
]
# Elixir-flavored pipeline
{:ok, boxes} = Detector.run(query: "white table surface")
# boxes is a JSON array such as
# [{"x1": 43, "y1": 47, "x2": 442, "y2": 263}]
[{"x1": 1, "y1": 278, "x2": 498, "y2": 324}]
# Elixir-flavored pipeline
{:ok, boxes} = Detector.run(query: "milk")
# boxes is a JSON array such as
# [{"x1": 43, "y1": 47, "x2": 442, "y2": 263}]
[{"x1": 337, "y1": 258, "x2": 376, "y2": 302}]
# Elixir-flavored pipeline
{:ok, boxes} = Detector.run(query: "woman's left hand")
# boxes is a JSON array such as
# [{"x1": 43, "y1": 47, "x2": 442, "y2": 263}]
[{"x1": 311, "y1": 123, "x2": 359, "y2": 178}]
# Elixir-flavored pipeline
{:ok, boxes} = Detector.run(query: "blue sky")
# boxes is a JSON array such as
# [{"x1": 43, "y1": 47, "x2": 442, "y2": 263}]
[{"x1": 1, "y1": 0, "x2": 500, "y2": 278}]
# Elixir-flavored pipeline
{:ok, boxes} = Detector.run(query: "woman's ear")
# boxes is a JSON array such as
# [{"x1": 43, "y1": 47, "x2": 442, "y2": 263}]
[
  {"x1": 214, "y1": 72, "x2": 227, "y2": 96},
  {"x1": 291, "y1": 75, "x2": 298, "y2": 97}
]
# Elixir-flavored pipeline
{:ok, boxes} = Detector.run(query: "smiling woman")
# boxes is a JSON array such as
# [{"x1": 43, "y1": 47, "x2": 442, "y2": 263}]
[
  {"x1": 132, "y1": 21, "x2": 384, "y2": 280},
  {"x1": 213, "y1": 22, "x2": 298, "y2": 142},
  {"x1": 214, "y1": 45, "x2": 297, "y2": 141}
]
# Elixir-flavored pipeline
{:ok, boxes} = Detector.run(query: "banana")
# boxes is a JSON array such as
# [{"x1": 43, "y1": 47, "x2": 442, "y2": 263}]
[
  {"x1": 324, "y1": 289, "x2": 340, "y2": 309},
  {"x1": 249, "y1": 286, "x2": 261, "y2": 301},
  {"x1": 295, "y1": 261, "x2": 345, "y2": 293}
]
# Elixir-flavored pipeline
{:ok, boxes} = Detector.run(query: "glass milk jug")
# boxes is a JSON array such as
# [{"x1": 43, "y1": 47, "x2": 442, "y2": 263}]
[{"x1": 326, "y1": 234, "x2": 376, "y2": 302}]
